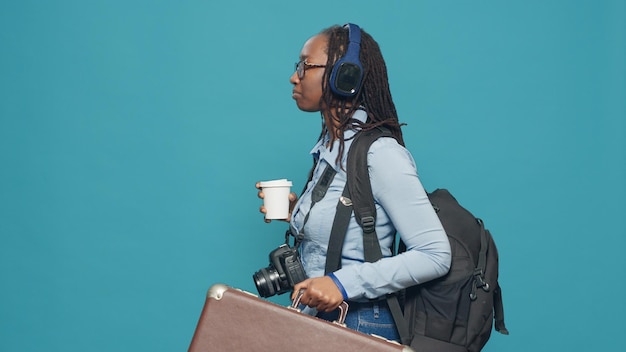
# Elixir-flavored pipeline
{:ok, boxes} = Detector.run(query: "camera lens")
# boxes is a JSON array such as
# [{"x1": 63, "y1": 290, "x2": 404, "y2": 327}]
[{"x1": 253, "y1": 267, "x2": 281, "y2": 298}]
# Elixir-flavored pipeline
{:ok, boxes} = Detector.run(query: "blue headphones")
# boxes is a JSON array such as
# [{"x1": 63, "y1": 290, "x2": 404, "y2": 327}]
[{"x1": 329, "y1": 23, "x2": 364, "y2": 98}]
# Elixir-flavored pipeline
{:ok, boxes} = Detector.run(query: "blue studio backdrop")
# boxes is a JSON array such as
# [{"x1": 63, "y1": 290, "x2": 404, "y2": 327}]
[{"x1": 1, "y1": 1, "x2": 624, "y2": 351}]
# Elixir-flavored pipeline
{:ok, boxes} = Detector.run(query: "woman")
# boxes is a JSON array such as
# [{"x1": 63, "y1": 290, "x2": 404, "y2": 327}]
[{"x1": 258, "y1": 24, "x2": 451, "y2": 342}]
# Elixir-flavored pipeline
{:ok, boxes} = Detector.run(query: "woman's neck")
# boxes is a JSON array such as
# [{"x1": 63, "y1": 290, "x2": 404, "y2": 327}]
[{"x1": 323, "y1": 104, "x2": 355, "y2": 141}]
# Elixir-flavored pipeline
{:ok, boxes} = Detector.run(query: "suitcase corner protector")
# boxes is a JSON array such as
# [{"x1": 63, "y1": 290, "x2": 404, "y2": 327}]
[{"x1": 207, "y1": 283, "x2": 229, "y2": 300}]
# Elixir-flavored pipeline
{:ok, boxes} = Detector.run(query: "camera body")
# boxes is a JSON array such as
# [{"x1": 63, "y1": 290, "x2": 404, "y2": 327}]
[{"x1": 253, "y1": 243, "x2": 307, "y2": 298}]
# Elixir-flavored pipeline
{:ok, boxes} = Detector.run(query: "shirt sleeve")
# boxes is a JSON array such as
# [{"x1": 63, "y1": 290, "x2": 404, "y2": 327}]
[{"x1": 332, "y1": 137, "x2": 452, "y2": 300}]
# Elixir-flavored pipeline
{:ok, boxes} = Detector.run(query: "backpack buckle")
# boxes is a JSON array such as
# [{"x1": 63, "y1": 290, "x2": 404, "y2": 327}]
[
  {"x1": 361, "y1": 216, "x2": 375, "y2": 233},
  {"x1": 473, "y1": 268, "x2": 490, "y2": 292}
]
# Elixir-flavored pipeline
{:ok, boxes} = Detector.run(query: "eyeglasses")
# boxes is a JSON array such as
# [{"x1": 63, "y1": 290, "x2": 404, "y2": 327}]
[{"x1": 295, "y1": 60, "x2": 326, "y2": 79}]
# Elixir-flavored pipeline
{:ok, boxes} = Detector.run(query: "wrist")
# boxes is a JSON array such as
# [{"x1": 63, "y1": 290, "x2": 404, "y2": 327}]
[{"x1": 327, "y1": 272, "x2": 348, "y2": 300}]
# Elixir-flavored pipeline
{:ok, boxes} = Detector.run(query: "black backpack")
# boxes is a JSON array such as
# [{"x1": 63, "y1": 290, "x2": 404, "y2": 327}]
[{"x1": 325, "y1": 127, "x2": 509, "y2": 351}]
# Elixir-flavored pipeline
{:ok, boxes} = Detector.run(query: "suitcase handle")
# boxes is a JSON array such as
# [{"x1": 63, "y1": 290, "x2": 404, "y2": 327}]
[{"x1": 290, "y1": 289, "x2": 350, "y2": 326}]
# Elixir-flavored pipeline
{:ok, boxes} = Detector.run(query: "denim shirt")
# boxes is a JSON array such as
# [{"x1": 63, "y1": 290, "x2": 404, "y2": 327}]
[{"x1": 290, "y1": 110, "x2": 451, "y2": 302}]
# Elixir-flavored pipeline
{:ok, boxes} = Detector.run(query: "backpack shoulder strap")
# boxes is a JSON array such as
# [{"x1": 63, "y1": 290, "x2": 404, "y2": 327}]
[
  {"x1": 325, "y1": 127, "x2": 392, "y2": 273},
  {"x1": 324, "y1": 185, "x2": 352, "y2": 274},
  {"x1": 346, "y1": 127, "x2": 393, "y2": 262}
]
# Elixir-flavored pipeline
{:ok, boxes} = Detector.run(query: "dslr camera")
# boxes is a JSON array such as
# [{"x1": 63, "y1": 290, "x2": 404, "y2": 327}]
[{"x1": 253, "y1": 243, "x2": 307, "y2": 298}]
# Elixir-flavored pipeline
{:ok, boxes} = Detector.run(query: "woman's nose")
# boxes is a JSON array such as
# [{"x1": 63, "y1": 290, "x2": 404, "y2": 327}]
[{"x1": 289, "y1": 71, "x2": 299, "y2": 85}]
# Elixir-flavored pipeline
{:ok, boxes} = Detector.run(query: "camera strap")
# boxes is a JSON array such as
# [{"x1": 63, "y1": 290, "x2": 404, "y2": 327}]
[{"x1": 291, "y1": 163, "x2": 337, "y2": 249}]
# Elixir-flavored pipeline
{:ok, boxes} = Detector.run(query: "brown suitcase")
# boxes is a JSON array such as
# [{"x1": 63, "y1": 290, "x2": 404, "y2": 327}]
[{"x1": 188, "y1": 283, "x2": 414, "y2": 352}]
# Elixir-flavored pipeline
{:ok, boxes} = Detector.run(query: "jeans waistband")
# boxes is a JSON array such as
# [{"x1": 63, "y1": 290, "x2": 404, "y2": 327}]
[{"x1": 345, "y1": 299, "x2": 389, "y2": 309}]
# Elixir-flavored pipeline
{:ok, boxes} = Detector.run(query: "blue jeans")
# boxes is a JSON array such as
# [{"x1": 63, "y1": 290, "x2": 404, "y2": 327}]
[{"x1": 316, "y1": 300, "x2": 400, "y2": 343}]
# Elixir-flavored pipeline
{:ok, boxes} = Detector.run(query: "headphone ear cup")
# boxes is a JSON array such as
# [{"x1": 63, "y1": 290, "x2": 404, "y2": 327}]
[{"x1": 330, "y1": 24, "x2": 363, "y2": 97}]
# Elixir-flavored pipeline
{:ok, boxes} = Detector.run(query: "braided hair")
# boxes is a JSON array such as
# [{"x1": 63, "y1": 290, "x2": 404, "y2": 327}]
[{"x1": 317, "y1": 25, "x2": 405, "y2": 165}]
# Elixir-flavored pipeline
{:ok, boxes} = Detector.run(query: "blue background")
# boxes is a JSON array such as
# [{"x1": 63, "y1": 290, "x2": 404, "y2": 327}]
[{"x1": 1, "y1": 1, "x2": 624, "y2": 351}]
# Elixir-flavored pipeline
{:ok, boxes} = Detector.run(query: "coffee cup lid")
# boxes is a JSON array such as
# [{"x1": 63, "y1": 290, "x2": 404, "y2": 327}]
[{"x1": 259, "y1": 179, "x2": 292, "y2": 188}]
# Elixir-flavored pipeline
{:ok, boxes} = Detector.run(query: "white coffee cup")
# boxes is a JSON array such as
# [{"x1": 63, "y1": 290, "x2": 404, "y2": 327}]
[{"x1": 259, "y1": 179, "x2": 293, "y2": 220}]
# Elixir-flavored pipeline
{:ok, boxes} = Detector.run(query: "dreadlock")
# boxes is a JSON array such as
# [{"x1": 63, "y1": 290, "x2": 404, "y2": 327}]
[{"x1": 317, "y1": 25, "x2": 405, "y2": 166}]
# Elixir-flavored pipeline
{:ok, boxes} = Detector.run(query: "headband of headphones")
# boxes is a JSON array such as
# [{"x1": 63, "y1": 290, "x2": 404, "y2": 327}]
[{"x1": 329, "y1": 23, "x2": 364, "y2": 98}]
